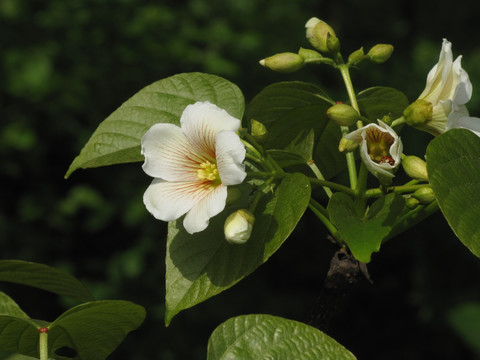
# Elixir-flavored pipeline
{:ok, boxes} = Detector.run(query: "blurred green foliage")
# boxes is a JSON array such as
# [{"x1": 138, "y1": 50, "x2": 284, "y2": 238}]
[{"x1": 2, "y1": 0, "x2": 480, "y2": 359}]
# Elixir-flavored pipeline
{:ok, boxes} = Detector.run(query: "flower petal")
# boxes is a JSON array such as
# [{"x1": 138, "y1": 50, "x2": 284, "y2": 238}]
[
  {"x1": 180, "y1": 101, "x2": 241, "y2": 159},
  {"x1": 141, "y1": 123, "x2": 201, "y2": 182},
  {"x1": 183, "y1": 184, "x2": 228, "y2": 234},
  {"x1": 143, "y1": 178, "x2": 200, "y2": 222},
  {"x1": 216, "y1": 130, "x2": 246, "y2": 186},
  {"x1": 451, "y1": 56, "x2": 473, "y2": 105}
]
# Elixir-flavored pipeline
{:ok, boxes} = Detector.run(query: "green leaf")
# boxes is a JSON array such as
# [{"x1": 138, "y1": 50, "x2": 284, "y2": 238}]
[
  {"x1": 268, "y1": 128, "x2": 315, "y2": 168},
  {"x1": 447, "y1": 302, "x2": 480, "y2": 356},
  {"x1": 0, "y1": 260, "x2": 94, "y2": 303},
  {"x1": 165, "y1": 173, "x2": 311, "y2": 325},
  {"x1": 207, "y1": 314, "x2": 357, "y2": 360},
  {"x1": 246, "y1": 81, "x2": 345, "y2": 180},
  {"x1": 0, "y1": 292, "x2": 45, "y2": 358},
  {"x1": 328, "y1": 192, "x2": 405, "y2": 263},
  {"x1": 0, "y1": 295, "x2": 146, "y2": 360},
  {"x1": 66, "y1": 72, "x2": 244, "y2": 178},
  {"x1": 47, "y1": 301, "x2": 146, "y2": 360},
  {"x1": 427, "y1": 128, "x2": 480, "y2": 257},
  {"x1": 357, "y1": 87, "x2": 409, "y2": 122}
]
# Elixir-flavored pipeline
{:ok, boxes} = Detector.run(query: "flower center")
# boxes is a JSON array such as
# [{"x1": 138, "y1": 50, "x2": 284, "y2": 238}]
[
  {"x1": 197, "y1": 161, "x2": 220, "y2": 183},
  {"x1": 365, "y1": 129, "x2": 395, "y2": 164}
]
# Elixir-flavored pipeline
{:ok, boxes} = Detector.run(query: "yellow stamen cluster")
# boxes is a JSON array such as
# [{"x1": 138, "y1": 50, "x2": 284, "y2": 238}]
[{"x1": 197, "y1": 161, "x2": 219, "y2": 182}]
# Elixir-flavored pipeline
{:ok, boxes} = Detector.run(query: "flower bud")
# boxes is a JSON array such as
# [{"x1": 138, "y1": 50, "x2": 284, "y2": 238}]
[
  {"x1": 250, "y1": 119, "x2": 268, "y2": 144},
  {"x1": 305, "y1": 17, "x2": 336, "y2": 53},
  {"x1": 338, "y1": 136, "x2": 359, "y2": 153},
  {"x1": 405, "y1": 196, "x2": 420, "y2": 209},
  {"x1": 298, "y1": 47, "x2": 322, "y2": 61},
  {"x1": 404, "y1": 99, "x2": 433, "y2": 128},
  {"x1": 224, "y1": 209, "x2": 255, "y2": 245},
  {"x1": 348, "y1": 47, "x2": 365, "y2": 66},
  {"x1": 413, "y1": 187, "x2": 435, "y2": 205},
  {"x1": 402, "y1": 155, "x2": 428, "y2": 181},
  {"x1": 368, "y1": 44, "x2": 394, "y2": 64},
  {"x1": 326, "y1": 33, "x2": 341, "y2": 53},
  {"x1": 327, "y1": 103, "x2": 359, "y2": 126},
  {"x1": 259, "y1": 52, "x2": 305, "y2": 73}
]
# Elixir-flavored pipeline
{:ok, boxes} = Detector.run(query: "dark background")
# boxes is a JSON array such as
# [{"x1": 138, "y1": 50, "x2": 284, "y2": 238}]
[{"x1": 2, "y1": 0, "x2": 480, "y2": 359}]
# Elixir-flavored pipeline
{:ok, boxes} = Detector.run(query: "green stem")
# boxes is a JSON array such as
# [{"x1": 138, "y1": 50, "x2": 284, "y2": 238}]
[
  {"x1": 307, "y1": 177, "x2": 355, "y2": 196},
  {"x1": 308, "y1": 199, "x2": 339, "y2": 239},
  {"x1": 365, "y1": 183, "x2": 431, "y2": 198},
  {"x1": 341, "y1": 126, "x2": 358, "y2": 189},
  {"x1": 338, "y1": 64, "x2": 361, "y2": 117},
  {"x1": 391, "y1": 116, "x2": 406, "y2": 128},
  {"x1": 307, "y1": 160, "x2": 333, "y2": 198},
  {"x1": 39, "y1": 331, "x2": 48, "y2": 360}
]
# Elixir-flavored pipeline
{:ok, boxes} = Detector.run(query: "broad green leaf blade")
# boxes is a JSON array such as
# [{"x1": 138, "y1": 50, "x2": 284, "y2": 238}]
[
  {"x1": 0, "y1": 260, "x2": 94, "y2": 303},
  {"x1": 0, "y1": 292, "x2": 43, "y2": 358},
  {"x1": 357, "y1": 87, "x2": 409, "y2": 122},
  {"x1": 48, "y1": 300, "x2": 146, "y2": 360},
  {"x1": 328, "y1": 193, "x2": 405, "y2": 263},
  {"x1": 246, "y1": 81, "x2": 346, "y2": 180},
  {"x1": 165, "y1": 173, "x2": 311, "y2": 325},
  {"x1": 447, "y1": 302, "x2": 480, "y2": 356},
  {"x1": 207, "y1": 314, "x2": 357, "y2": 360},
  {"x1": 427, "y1": 129, "x2": 480, "y2": 257},
  {"x1": 66, "y1": 72, "x2": 244, "y2": 178}
]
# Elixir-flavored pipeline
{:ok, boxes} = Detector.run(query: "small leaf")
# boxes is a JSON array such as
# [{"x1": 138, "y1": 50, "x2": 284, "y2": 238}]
[
  {"x1": 165, "y1": 173, "x2": 311, "y2": 325},
  {"x1": 47, "y1": 300, "x2": 146, "y2": 360},
  {"x1": 328, "y1": 193, "x2": 405, "y2": 262},
  {"x1": 357, "y1": 87, "x2": 409, "y2": 122},
  {"x1": 0, "y1": 260, "x2": 94, "y2": 303},
  {"x1": 66, "y1": 72, "x2": 244, "y2": 178},
  {"x1": 427, "y1": 128, "x2": 480, "y2": 257},
  {"x1": 207, "y1": 314, "x2": 357, "y2": 360}
]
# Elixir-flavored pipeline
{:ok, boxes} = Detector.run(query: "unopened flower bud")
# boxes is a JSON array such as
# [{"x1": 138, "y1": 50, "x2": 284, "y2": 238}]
[
  {"x1": 305, "y1": 17, "x2": 336, "y2": 53},
  {"x1": 402, "y1": 155, "x2": 428, "y2": 181},
  {"x1": 338, "y1": 136, "x2": 359, "y2": 153},
  {"x1": 368, "y1": 44, "x2": 394, "y2": 64},
  {"x1": 250, "y1": 119, "x2": 268, "y2": 144},
  {"x1": 327, "y1": 103, "x2": 359, "y2": 127},
  {"x1": 224, "y1": 209, "x2": 255, "y2": 245},
  {"x1": 259, "y1": 52, "x2": 305, "y2": 73},
  {"x1": 326, "y1": 33, "x2": 341, "y2": 53},
  {"x1": 298, "y1": 47, "x2": 322, "y2": 61},
  {"x1": 406, "y1": 196, "x2": 420, "y2": 209},
  {"x1": 348, "y1": 47, "x2": 365, "y2": 65},
  {"x1": 413, "y1": 187, "x2": 435, "y2": 205},
  {"x1": 404, "y1": 99, "x2": 433, "y2": 128}
]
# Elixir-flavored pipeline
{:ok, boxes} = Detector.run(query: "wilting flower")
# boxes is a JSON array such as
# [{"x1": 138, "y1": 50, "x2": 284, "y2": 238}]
[
  {"x1": 141, "y1": 101, "x2": 247, "y2": 234},
  {"x1": 404, "y1": 39, "x2": 472, "y2": 136},
  {"x1": 345, "y1": 120, "x2": 403, "y2": 184}
]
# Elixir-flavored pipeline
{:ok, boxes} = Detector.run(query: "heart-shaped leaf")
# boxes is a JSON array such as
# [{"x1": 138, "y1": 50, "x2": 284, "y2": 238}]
[
  {"x1": 207, "y1": 314, "x2": 357, "y2": 360},
  {"x1": 0, "y1": 260, "x2": 94, "y2": 303},
  {"x1": 426, "y1": 128, "x2": 480, "y2": 257},
  {"x1": 165, "y1": 173, "x2": 311, "y2": 325},
  {"x1": 66, "y1": 72, "x2": 244, "y2": 178},
  {"x1": 328, "y1": 192, "x2": 405, "y2": 262},
  {"x1": 356, "y1": 87, "x2": 409, "y2": 122}
]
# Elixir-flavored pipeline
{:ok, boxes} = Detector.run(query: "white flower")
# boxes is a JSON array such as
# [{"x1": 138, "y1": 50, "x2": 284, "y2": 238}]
[
  {"x1": 405, "y1": 39, "x2": 472, "y2": 136},
  {"x1": 447, "y1": 113, "x2": 480, "y2": 137},
  {"x1": 345, "y1": 120, "x2": 403, "y2": 184},
  {"x1": 141, "y1": 101, "x2": 247, "y2": 234},
  {"x1": 224, "y1": 209, "x2": 255, "y2": 245}
]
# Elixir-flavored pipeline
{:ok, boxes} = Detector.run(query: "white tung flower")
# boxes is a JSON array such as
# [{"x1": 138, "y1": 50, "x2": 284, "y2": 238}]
[
  {"x1": 345, "y1": 120, "x2": 403, "y2": 184},
  {"x1": 405, "y1": 39, "x2": 472, "y2": 136},
  {"x1": 141, "y1": 101, "x2": 247, "y2": 234}
]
